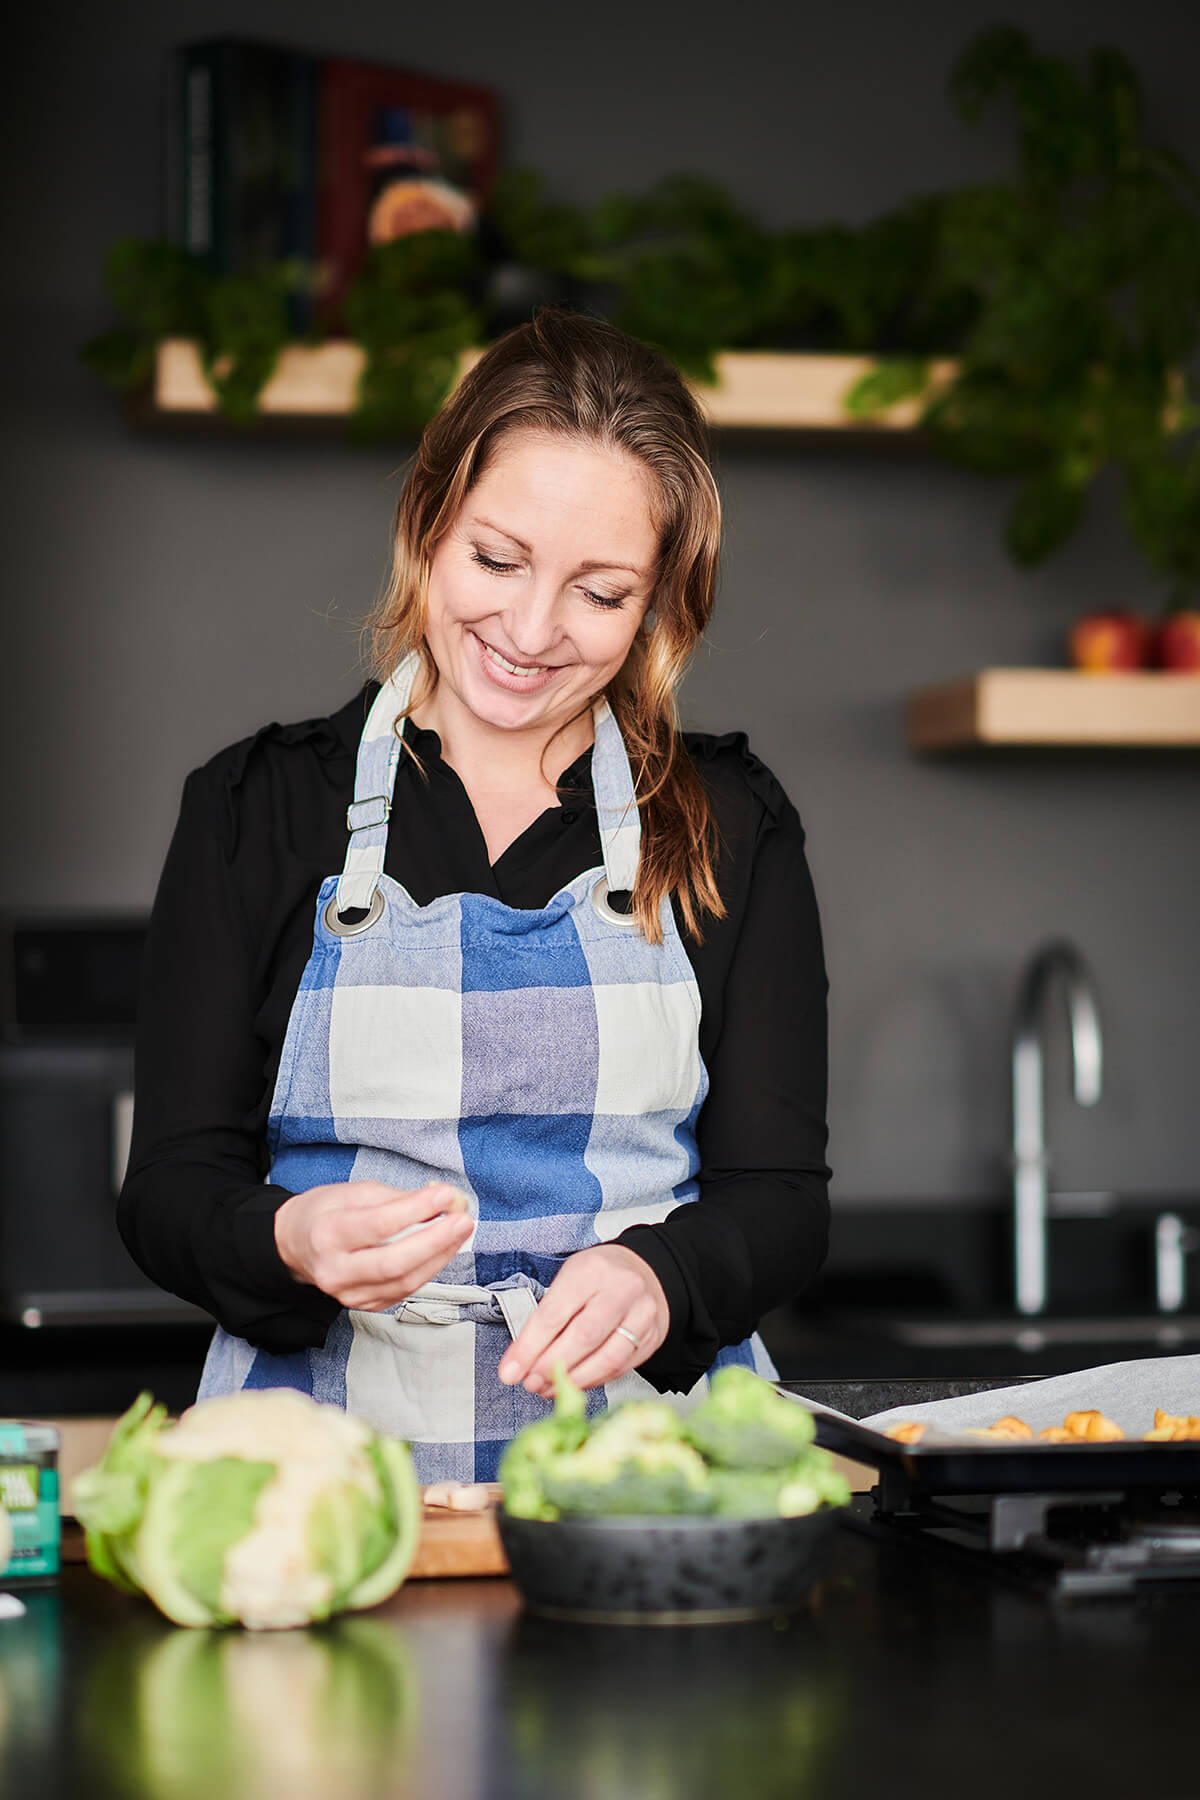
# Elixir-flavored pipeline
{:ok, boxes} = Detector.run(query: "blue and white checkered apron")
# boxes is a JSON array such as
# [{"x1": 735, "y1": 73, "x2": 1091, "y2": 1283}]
[{"x1": 199, "y1": 655, "x2": 775, "y2": 1479}]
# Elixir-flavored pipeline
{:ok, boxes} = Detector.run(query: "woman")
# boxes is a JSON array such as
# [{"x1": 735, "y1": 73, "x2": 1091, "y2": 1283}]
[{"x1": 120, "y1": 311, "x2": 830, "y2": 1481}]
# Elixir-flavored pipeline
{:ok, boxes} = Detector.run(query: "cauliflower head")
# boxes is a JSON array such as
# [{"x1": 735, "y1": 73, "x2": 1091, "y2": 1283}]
[{"x1": 73, "y1": 1390, "x2": 421, "y2": 1630}]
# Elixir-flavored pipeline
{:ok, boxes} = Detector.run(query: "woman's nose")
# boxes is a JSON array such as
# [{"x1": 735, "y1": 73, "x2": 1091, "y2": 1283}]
[{"x1": 503, "y1": 580, "x2": 563, "y2": 658}]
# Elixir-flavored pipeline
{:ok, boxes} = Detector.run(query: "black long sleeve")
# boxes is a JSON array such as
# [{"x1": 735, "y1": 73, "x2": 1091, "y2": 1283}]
[
  {"x1": 119, "y1": 685, "x2": 830, "y2": 1388},
  {"x1": 623, "y1": 761, "x2": 830, "y2": 1389}
]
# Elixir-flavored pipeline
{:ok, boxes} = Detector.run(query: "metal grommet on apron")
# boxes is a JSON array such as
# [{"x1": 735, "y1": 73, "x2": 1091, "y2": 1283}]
[
  {"x1": 322, "y1": 890, "x2": 386, "y2": 937},
  {"x1": 590, "y1": 877, "x2": 633, "y2": 925},
  {"x1": 199, "y1": 652, "x2": 777, "y2": 1481}
]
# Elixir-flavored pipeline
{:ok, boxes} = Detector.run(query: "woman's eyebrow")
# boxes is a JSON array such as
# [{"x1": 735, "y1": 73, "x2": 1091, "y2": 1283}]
[
  {"x1": 472, "y1": 516, "x2": 645, "y2": 577},
  {"x1": 473, "y1": 516, "x2": 533, "y2": 552}
]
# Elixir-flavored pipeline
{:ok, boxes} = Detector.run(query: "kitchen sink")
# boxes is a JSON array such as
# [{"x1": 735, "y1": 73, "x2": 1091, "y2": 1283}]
[{"x1": 884, "y1": 1314, "x2": 1200, "y2": 1352}]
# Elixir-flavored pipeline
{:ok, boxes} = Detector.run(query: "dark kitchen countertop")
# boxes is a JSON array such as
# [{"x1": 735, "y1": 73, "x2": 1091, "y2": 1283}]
[{"x1": 4, "y1": 1502, "x2": 1195, "y2": 1800}]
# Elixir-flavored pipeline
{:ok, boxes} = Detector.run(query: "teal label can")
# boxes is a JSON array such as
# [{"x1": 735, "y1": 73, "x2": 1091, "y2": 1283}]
[{"x1": 0, "y1": 1423, "x2": 61, "y2": 1581}]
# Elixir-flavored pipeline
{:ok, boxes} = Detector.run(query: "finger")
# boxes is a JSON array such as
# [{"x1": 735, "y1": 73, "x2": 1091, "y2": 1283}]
[
  {"x1": 497, "y1": 1272, "x2": 597, "y2": 1385},
  {"x1": 342, "y1": 1180, "x2": 465, "y2": 1212},
  {"x1": 337, "y1": 1215, "x2": 474, "y2": 1309},
  {"x1": 354, "y1": 1209, "x2": 473, "y2": 1280},
  {"x1": 519, "y1": 1291, "x2": 630, "y2": 1392},
  {"x1": 331, "y1": 1186, "x2": 470, "y2": 1254},
  {"x1": 530, "y1": 1294, "x2": 659, "y2": 1393},
  {"x1": 562, "y1": 1304, "x2": 661, "y2": 1391}
]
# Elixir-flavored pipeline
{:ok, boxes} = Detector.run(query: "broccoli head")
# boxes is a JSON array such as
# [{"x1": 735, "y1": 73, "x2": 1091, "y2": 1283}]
[
  {"x1": 499, "y1": 1364, "x2": 845, "y2": 1523},
  {"x1": 685, "y1": 1367, "x2": 816, "y2": 1472}
]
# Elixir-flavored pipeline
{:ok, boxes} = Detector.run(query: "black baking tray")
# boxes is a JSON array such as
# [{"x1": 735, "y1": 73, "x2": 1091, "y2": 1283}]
[{"x1": 813, "y1": 1412, "x2": 1200, "y2": 1496}]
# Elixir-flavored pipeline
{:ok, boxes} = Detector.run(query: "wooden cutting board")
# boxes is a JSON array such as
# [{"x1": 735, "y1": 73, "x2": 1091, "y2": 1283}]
[{"x1": 409, "y1": 1486, "x2": 509, "y2": 1580}]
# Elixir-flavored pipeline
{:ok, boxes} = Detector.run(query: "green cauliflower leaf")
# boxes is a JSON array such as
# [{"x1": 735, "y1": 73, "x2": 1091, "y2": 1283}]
[
  {"x1": 73, "y1": 1390, "x2": 170, "y2": 1594},
  {"x1": 138, "y1": 1457, "x2": 277, "y2": 1627}
]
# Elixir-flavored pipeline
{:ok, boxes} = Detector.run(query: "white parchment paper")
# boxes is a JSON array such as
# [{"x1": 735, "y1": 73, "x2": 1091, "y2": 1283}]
[{"x1": 856, "y1": 1355, "x2": 1200, "y2": 1440}]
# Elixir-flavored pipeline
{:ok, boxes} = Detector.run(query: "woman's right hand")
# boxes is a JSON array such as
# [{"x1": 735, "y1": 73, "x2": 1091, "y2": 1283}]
[{"x1": 273, "y1": 1181, "x2": 474, "y2": 1312}]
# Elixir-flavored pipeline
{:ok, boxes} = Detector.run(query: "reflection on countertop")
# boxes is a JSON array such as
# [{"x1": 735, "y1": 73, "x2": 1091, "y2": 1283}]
[{"x1": 3, "y1": 1507, "x2": 1196, "y2": 1800}]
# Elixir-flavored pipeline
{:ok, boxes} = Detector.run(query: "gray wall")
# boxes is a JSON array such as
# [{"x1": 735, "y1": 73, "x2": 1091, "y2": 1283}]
[{"x1": 5, "y1": 0, "x2": 1199, "y2": 1206}]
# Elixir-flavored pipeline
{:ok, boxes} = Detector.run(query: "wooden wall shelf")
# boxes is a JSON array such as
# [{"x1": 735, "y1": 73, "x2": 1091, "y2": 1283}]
[
  {"x1": 907, "y1": 670, "x2": 1200, "y2": 750},
  {"x1": 150, "y1": 340, "x2": 957, "y2": 434}
]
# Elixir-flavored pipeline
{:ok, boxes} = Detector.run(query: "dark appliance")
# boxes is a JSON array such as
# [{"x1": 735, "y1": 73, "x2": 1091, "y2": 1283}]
[
  {"x1": 815, "y1": 1413, "x2": 1200, "y2": 1598},
  {"x1": 0, "y1": 915, "x2": 208, "y2": 1328}
]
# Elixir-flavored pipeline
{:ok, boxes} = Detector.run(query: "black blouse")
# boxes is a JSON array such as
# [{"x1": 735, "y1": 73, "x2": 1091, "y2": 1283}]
[{"x1": 119, "y1": 683, "x2": 830, "y2": 1393}]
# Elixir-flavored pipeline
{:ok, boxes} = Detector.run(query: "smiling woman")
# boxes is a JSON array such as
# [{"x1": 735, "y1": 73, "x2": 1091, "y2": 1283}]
[{"x1": 118, "y1": 311, "x2": 831, "y2": 1483}]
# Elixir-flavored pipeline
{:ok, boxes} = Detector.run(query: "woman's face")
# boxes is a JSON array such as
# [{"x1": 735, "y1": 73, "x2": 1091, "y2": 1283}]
[{"x1": 422, "y1": 430, "x2": 659, "y2": 744}]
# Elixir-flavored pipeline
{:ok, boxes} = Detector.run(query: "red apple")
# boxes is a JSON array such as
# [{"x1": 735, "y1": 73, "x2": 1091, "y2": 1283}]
[
  {"x1": 1068, "y1": 611, "x2": 1151, "y2": 671},
  {"x1": 1160, "y1": 611, "x2": 1200, "y2": 672}
]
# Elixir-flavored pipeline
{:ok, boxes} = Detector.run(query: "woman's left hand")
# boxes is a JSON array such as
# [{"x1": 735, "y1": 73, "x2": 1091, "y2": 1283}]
[{"x1": 498, "y1": 1244, "x2": 669, "y2": 1394}]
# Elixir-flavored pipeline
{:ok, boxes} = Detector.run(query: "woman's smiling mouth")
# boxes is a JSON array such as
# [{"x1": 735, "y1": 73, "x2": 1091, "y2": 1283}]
[{"x1": 473, "y1": 632, "x2": 564, "y2": 689}]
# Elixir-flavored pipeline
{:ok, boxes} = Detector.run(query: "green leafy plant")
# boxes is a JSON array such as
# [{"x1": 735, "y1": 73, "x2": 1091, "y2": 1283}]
[
  {"x1": 343, "y1": 230, "x2": 484, "y2": 438},
  {"x1": 848, "y1": 27, "x2": 1200, "y2": 603},
  {"x1": 82, "y1": 240, "x2": 310, "y2": 423},
  {"x1": 486, "y1": 171, "x2": 971, "y2": 379}
]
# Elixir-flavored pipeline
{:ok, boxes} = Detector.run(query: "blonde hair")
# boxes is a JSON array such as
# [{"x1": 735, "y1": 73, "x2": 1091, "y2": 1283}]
[{"x1": 364, "y1": 309, "x2": 725, "y2": 943}]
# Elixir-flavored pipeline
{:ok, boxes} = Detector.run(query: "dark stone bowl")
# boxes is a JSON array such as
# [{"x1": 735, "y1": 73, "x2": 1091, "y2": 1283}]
[{"x1": 496, "y1": 1505, "x2": 842, "y2": 1625}]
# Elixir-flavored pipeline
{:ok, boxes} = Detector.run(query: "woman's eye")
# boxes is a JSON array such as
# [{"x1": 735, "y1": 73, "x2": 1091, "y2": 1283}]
[{"x1": 472, "y1": 547, "x2": 625, "y2": 609}]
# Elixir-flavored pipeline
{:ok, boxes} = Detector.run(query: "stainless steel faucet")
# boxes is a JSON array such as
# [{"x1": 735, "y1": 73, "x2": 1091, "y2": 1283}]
[
  {"x1": 1155, "y1": 1213, "x2": 1199, "y2": 1313},
  {"x1": 1011, "y1": 942, "x2": 1103, "y2": 1315}
]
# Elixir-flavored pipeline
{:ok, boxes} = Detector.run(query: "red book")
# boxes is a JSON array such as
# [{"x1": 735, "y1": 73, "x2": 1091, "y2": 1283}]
[{"x1": 317, "y1": 57, "x2": 501, "y2": 327}]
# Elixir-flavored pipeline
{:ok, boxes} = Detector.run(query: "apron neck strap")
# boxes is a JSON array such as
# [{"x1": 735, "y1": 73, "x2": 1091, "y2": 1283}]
[
  {"x1": 334, "y1": 658, "x2": 643, "y2": 914},
  {"x1": 590, "y1": 695, "x2": 641, "y2": 893},
  {"x1": 334, "y1": 655, "x2": 416, "y2": 915}
]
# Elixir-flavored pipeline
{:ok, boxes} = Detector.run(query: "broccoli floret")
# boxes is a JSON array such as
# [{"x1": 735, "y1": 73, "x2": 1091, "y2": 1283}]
[
  {"x1": 498, "y1": 1369, "x2": 589, "y2": 1519},
  {"x1": 584, "y1": 1400, "x2": 688, "y2": 1458},
  {"x1": 710, "y1": 1448, "x2": 852, "y2": 1518},
  {"x1": 499, "y1": 1420, "x2": 577, "y2": 1518},
  {"x1": 708, "y1": 1468, "x2": 799, "y2": 1519},
  {"x1": 796, "y1": 1458, "x2": 851, "y2": 1511},
  {"x1": 501, "y1": 1381, "x2": 712, "y2": 1519},
  {"x1": 541, "y1": 1434, "x2": 714, "y2": 1517},
  {"x1": 685, "y1": 1368, "x2": 816, "y2": 1472}
]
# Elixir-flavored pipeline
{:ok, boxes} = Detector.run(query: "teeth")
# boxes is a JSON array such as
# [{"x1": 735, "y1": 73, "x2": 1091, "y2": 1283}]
[{"x1": 483, "y1": 641, "x2": 547, "y2": 677}]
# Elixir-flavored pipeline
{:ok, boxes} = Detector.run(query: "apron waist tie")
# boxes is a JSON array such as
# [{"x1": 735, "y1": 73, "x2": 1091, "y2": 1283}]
[{"x1": 394, "y1": 1279, "x2": 542, "y2": 1339}]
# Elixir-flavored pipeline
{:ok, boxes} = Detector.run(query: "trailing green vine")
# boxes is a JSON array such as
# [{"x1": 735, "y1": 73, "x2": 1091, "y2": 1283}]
[
  {"x1": 82, "y1": 241, "x2": 309, "y2": 423},
  {"x1": 343, "y1": 231, "x2": 484, "y2": 440},
  {"x1": 847, "y1": 27, "x2": 1200, "y2": 602},
  {"x1": 82, "y1": 24, "x2": 1200, "y2": 602}
]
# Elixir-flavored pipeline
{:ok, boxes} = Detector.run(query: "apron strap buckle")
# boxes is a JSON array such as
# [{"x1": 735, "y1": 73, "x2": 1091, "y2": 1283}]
[{"x1": 346, "y1": 794, "x2": 391, "y2": 833}]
